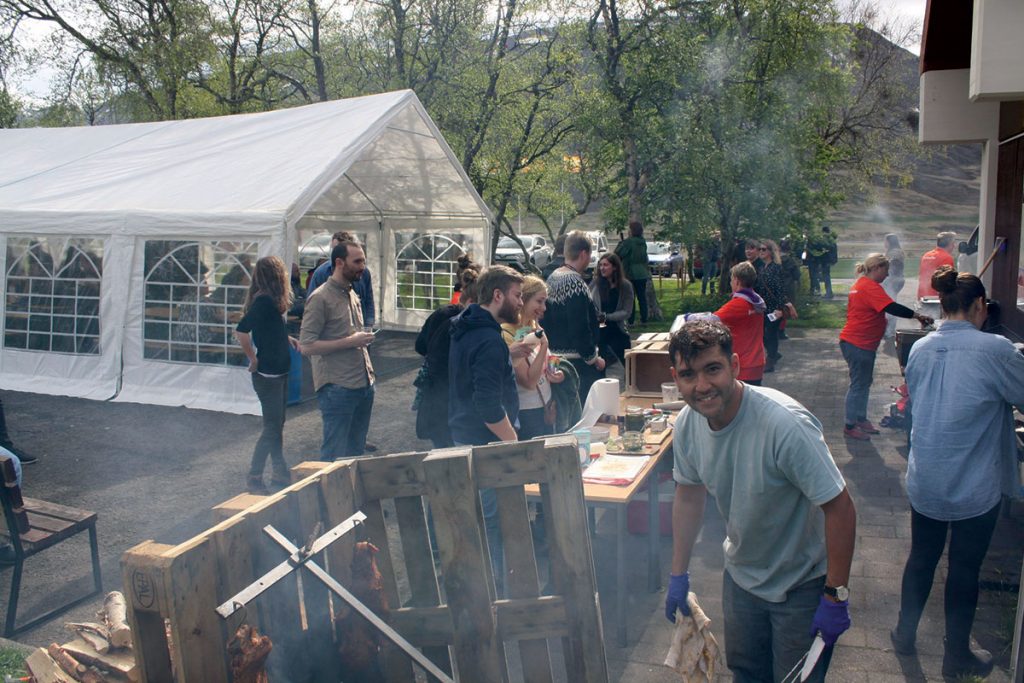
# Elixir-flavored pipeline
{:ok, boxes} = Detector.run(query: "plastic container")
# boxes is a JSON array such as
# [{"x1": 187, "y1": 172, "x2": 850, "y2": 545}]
[{"x1": 573, "y1": 428, "x2": 591, "y2": 468}]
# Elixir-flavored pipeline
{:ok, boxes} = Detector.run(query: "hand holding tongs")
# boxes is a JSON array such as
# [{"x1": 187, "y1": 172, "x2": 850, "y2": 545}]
[{"x1": 780, "y1": 633, "x2": 825, "y2": 683}]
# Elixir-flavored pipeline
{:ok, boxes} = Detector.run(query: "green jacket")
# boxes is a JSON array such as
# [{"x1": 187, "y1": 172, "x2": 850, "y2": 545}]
[{"x1": 615, "y1": 237, "x2": 651, "y2": 281}]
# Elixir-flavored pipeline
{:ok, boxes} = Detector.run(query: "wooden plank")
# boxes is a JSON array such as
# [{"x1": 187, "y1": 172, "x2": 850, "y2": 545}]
[
  {"x1": 357, "y1": 452, "x2": 430, "y2": 500},
  {"x1": 166, "y1": 536, "x2": 230, "y2": 683},
  {"x1": 120, "y1": 541, "x2": 174, "y2": 683},
  {"x1": 387, "y1": 605, "x2": 454, "y2": 646},
  {"x1": 393, "y1": 493, "x2": 452, "y2": 677},
  {"x1": 211, "y1": 504, "x2": 263, "y2": 653},
  {"x1": 542, "y1": 441, "x2": 609, "y2": 683},
  {"x1": 292, "y1": 475, "x2": 338, "y2": 682},
  {"x1": 244, "y1": 488, "x2": 308, "y2": 683},
  {"x1": 361, "y1": 496, "x2": 416, "y2": 683},
  {"x1": 211, "y1": 492, "x2": 268, "y2": 523},
  {"x1": 494, "y1": 485, "x2": 553, "y2": 683},
  {"x1": 290, "y1": 459, "x2": 331, "y2": 483},
  {"x1": 471, "y1": 440, "x2": 548, "y2": 488},
  {"x1": 25, "y1": 648, "x2": 76, "y2": 683},
  {"x1": 23, "y1": 497, "x2": 95, "y2": 522},
  {"x1": 62, "y1": 637, "x2": 140, "y2": 682},
  {"x1": 423, "y1": 448, "x2": 507, "y2": 683},
  {"x1": 495, "y1": 596, "x2": 568, "y2": 641},
  {"x1": 317, "y1": 462, "x2": 360, "y2": 594},
  {"x1": 23, "y1": 511, "x2": 75, "y2": 534}
]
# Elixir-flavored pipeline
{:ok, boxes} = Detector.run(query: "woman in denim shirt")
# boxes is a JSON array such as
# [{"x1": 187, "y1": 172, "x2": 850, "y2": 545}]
[{"x1": 892, "y1": 266, "x2": 1024, "y2": 678}]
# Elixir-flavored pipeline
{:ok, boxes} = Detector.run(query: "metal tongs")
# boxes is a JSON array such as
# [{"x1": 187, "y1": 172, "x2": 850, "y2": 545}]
[{"x1": 780, "y1": 634, "x2": 825, "y2": 683}]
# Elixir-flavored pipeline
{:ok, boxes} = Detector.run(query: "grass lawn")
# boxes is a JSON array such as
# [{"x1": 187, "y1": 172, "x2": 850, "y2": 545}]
[
  {"x1": 0, "y1": 647, "x2": 27, "y2": 677},
  {"x1": 629, "y1": 274, "x2": 848, "y2": 336}
]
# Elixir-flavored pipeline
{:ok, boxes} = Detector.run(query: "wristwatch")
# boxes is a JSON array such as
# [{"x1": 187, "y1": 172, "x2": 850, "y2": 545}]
[{"x1": 823, "y1": 584, "x2": 849, "y2": 601}]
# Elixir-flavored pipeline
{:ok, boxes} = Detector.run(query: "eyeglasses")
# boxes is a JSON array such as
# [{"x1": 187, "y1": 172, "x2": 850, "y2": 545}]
[{"x1": 759, "y1": 247, "x2": 769, "y2": 252}]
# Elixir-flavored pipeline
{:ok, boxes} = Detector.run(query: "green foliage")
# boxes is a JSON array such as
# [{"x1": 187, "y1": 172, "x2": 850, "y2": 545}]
[
  {"x1": 0, "y1": 647, "x2": 27, "y2": 677},
  {"x1": 0, "y1": 88, "x2": 19, "y2": 127}
]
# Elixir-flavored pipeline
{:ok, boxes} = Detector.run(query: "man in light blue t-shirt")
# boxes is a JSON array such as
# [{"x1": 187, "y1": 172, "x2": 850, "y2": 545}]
[{"x1": 662, "y1": 320, "x2": 856, "y2": 682}]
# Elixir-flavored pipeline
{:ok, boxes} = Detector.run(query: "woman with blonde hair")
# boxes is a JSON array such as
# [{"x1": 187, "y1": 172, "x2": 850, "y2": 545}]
[
  {"x1": 838, "y1": 253, "x2": 931, "y2": 440},
  {"x1": 236, "y1": 256, "x2": 300, "y2": 493},
  {"x1": 502, "y1": 275, "x2": 564, "y2": 440}
]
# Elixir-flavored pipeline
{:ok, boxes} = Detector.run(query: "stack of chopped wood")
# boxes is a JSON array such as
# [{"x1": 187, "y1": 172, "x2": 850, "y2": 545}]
[{"x1": 24, "y1": 592, "x2": 139, "y2": 683}]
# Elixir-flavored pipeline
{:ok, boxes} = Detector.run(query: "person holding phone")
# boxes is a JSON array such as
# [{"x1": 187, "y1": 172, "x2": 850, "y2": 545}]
[{"x1": 589, "y1": 253, "x2": 633, "y2": 366}]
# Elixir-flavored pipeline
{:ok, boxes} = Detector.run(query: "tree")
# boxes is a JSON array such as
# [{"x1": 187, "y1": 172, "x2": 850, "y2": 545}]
[{"x1": 2, "y1": 0, "x2": 215, "y2": 120}]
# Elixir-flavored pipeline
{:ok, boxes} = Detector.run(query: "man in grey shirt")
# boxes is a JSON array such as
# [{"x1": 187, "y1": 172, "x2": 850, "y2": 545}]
[
  {"x1": 663, "y1": 320, "x2": 856, "y2": 682},
  {"x1": 299, "y1": 241, "x2": 375, "y2": 460}
]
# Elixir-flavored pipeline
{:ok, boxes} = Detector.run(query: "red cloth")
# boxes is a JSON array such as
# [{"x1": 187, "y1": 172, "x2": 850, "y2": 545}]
[
  {"x1": 714, "y1": 296, "x2": 765, "y2": 381},
  {"x1": 450, "y1": 291, "x2": 462, "y2": 305},
  {"x1": 916, "y1": 248, "x2": 954, "y2": 299},
  {"x1": 840, "y1": 276, "x2": 893, "y2": 351}
]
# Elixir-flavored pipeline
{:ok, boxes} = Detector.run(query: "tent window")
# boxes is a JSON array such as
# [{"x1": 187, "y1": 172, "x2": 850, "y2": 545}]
[
  {"x1": 4, "y1": 238, "x2": 102, "y2": 355},
  {"x1": 143, "y1": 240, "x2": 258, "y2": 367},
  {"x1": 395, "y1": 233, "x2": 468, "y2": 311}
]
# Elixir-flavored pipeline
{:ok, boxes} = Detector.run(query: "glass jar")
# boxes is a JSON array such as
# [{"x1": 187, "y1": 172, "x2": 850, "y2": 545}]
[{"x1": 624, "y1": 406, "x2": 645, "y2": 433}]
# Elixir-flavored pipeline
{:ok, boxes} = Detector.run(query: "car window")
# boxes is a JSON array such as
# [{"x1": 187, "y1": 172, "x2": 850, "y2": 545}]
[{"x1": 497, "y1": 237, "x2": 517, "y2": 248}]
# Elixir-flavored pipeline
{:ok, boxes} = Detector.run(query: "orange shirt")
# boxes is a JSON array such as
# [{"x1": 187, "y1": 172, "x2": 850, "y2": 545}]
[
  {"x1": 714, "y1": 296, "x2": 766, "y2": 381},
  {"x1": 917, "y1": 248, "x2": 954, "y2": 299},
  {"x1": 840, "y1": 276, "x2": 893, "y2": 351}
]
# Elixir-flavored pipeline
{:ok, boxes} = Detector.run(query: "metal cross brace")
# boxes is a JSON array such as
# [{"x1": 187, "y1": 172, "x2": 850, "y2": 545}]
[{"x1": 214, "y1": 510, "x2": 455, "y2": 683}]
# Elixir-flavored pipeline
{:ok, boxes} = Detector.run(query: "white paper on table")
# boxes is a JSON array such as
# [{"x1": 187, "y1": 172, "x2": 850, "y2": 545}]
[{"x1": 582, "y1": 454, "x2": 651, "y2": 485}]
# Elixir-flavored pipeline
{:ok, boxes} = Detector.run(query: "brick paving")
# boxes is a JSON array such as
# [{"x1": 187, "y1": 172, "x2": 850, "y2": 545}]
[{"x1": 605, "y1": 323, "x2": 1024, "y2": 682}]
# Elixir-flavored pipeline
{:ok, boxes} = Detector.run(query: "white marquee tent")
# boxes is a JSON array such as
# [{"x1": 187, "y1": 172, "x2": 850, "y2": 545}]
[{"x1": 0, "y1": 90, "x2": 492, "y2": 414}]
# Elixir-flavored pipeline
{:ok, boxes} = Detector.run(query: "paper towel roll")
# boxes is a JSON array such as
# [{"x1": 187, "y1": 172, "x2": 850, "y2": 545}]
[{"x1": 570, "y1": 378, "x2": 620, "y2": 432}]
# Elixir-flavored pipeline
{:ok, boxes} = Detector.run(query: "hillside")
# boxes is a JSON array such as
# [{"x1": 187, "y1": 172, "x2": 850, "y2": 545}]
[{"x1": 827, "y1": 28, "x2": 981, "y2": 256}]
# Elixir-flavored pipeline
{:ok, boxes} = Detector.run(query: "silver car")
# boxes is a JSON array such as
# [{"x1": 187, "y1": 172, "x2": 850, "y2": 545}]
[{"x1": 494, "y1": 235, "x2": 554, "y2": 269}]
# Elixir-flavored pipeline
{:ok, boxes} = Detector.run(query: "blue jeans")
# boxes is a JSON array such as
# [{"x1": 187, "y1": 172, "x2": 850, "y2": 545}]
[
  {"x1": 317, "y1": 383, "x2": 374, "y2": 461},
  {"x1": 702, "y1": 262, "x2": 719, "y2": 294},
  {"x1": 840, "y1": 341, "x2": 876, "y2": 426},
  {"x1": 723, "y1": 571, "x2": 833, "y2": 683}
]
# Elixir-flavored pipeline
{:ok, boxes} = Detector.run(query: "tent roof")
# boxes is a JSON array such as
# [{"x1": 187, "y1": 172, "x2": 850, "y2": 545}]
[{"x1": 0, "y1": 90, "x2": 491, "y2": 233}]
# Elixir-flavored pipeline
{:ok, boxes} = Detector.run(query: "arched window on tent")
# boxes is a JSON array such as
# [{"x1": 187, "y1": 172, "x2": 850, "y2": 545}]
[
  {"x1": 395, "y1": 233, "x2": 468, "y2": 311},
  {"x1": 142, "y1": 240, "x2": 258, "y2": 366},
  {"x1": 4, "y1": 237, "x2": 103, "y2": 355}
]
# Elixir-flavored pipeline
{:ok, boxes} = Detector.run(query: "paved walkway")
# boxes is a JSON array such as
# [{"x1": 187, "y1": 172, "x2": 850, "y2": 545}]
[{"x1": 1, "y1": 322, "x2": 1021, "y2": 681}]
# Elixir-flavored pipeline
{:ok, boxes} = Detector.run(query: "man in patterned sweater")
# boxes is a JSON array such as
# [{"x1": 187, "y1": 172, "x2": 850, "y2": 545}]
[{"x1": 544, "y1": 230, "x2": 606, "y2": 403}]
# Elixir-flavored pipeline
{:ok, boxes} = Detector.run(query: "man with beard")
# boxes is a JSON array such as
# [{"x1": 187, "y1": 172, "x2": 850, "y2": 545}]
[
  {"x1": 448, "y1": 265, "x2": 524, "y2": 593},
  {"x1": 300, "y1": 241, "x2": 376, "y2": 460},
  {"x1": 663, "y1": 320, "x2": 856, "y2": 682}
]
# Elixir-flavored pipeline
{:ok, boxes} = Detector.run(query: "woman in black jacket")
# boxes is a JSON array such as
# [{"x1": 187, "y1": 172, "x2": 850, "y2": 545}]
[
  {"x1": 756, "y1": 240, "x2": 787, "y2": 372},
  {"x1": 413, "y1": 265, "x2": 479, "y2": 448},
  {"x1": 235, "y1": 256, "x2": 299, "y2": 493}
]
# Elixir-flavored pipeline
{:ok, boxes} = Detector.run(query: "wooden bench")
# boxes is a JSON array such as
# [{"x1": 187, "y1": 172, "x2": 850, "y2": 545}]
[{"x1": 0, "y1": 454, "x2": 102, "y2": 636}]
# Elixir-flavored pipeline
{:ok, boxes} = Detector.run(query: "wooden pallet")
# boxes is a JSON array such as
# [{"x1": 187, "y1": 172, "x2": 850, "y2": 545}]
[
  {"x1": 625, "y1": 332, "x2": 673, "y2": 397},
  {"x1": 121, "y1": 437, "x2": 608, "y2": 683}
]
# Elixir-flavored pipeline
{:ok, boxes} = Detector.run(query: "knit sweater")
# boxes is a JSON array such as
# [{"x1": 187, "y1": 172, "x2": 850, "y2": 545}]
[{"x1": 544, "y1": 268, "x2": 601, "y2": 362}]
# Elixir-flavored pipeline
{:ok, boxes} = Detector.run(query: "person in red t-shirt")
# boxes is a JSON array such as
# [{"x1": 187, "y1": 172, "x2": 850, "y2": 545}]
[
  {"x1": 714, "y1": 261, "x2": 768, "y2": 385},
  {"x1": 917, "y1": 232, "x2": 956, "y2": 299},
  {"x1": 840, "y1": 254, "x2": 932, "y2": 440}
]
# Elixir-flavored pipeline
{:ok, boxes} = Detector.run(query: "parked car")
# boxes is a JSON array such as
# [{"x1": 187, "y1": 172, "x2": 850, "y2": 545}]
[
  {"x1": 494, "y1": 235, "x2": 554, "y2": 269},
  {"x1": 648, "y1": 241, "x2": 685, "y2": 276},
  {"x1": 298, "y1": 233, "x2": 333, "y2": 271},
  {"x1": 586, "y1": 232, "x2": 609, "y2": 275}
]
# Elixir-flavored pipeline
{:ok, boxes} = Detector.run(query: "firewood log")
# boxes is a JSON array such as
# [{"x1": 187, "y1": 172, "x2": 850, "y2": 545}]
[
  {"x1": 227, "y1": 624, "x2": 272, "y2": 683},
  {"x1": 65, "y1": 622, "x2": 112, "y2": 654},
  {"x1": 46, "y1": 644, "x2": 107, "y2": 683},
  {"x1": 101, "y1": 592, "x2": 132, "y2": 649}
]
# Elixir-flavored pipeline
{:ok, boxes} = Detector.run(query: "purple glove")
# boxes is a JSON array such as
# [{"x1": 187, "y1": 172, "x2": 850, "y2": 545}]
[
  {"x1": 810, "y1": 595, "x2": 850, "y2": 646},
  {"x1": 664, "y1": 572, "x2": 691, "y2": 623}
]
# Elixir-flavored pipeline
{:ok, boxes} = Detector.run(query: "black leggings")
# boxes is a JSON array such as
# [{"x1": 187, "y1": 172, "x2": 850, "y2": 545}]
[{"x1": 897, "y1": 503, "x2": 1000, "y2": 649}]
